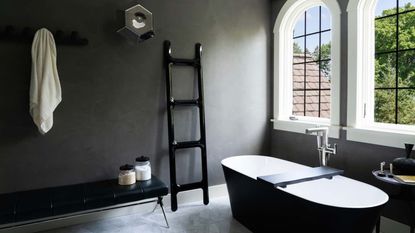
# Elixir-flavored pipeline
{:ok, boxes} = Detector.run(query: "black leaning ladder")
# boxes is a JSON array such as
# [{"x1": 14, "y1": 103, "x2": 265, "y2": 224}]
[{"x1": 164, "y1": 40, "x2": 209, "y2": 211}]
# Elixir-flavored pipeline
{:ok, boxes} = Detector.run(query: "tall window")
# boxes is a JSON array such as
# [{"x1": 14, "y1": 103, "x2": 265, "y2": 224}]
[
  {"x1": 374, "y1": 0, "x2": 415, "y2": 125},
  {"x1": 273, "y1": 0, "x2": 341, "y2": 137},
  {"x1": 347, "y1": 0, "x2": 415, "y2": 148},
  {"x1": 292, "y1": 6, "x2": 332, "y2": 118}
]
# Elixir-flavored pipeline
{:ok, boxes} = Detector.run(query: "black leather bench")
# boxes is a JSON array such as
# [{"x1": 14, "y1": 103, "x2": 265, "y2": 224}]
[{"x1": 0, "y1": 175, "x2": 169, "y2": 229}]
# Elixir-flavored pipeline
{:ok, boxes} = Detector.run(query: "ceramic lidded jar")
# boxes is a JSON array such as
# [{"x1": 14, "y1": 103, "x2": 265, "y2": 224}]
[
  {"x1": 135, "y1": 156, "x2": 151, "y2": 181},
  {"x1": 118, "y1": 164, "x2": 136, "y2": 185},
  {"x1": 392, "y1": 144, "x2": 415, "y2": 175}
]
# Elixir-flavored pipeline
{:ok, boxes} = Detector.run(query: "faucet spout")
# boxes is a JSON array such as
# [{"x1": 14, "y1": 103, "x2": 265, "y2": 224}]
[
  {"x1": 305, "y1": 127, "x2": 329, "y2": 149},
  {"x1": 305, "y1": 126, "x2": 337, "y2": 166},
  {"x1": 305, "y1": 127, "x2": 329, "y2": 134}
]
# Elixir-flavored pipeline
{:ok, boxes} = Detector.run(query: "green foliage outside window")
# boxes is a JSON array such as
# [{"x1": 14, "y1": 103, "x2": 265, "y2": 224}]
[
  {"x1": 293, "y1": 41, "x2": 331, "y2": 78},
  {"x1": 291, "y1": 3, "x2": 415, "y2": 125},
  {"x1": 375, "y1": 3, "x2": 415, "y2": 125},
  {"x1": 312, "y1": 43, "x2": 331, "y2": 79}
]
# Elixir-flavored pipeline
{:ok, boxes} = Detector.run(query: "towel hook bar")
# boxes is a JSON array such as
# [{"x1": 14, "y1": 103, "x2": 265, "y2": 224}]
[{"x1": 0, "y1": 25, "x2": 88, "y2": 46}]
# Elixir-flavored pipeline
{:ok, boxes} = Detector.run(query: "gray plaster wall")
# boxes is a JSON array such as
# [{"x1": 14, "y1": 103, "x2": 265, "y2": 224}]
[
  {"x1": 0, "y1": 0, "x2": 271, "y2": 193},
  {"x1": 271, "y1": 0, "x2": 413, "y2": 225}
]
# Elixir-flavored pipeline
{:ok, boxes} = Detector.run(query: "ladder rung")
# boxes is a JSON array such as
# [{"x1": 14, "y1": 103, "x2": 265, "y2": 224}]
[
  {"x1": 173, "y1": 141, "x2": 204, "y2": 149},
  {"x1": 169, "y1": 58, "x2": 198, "y2": 66},
  {"x1": 176, "y1": 182, "x2": 204, "y2": 192},
  {"x1": 171, "y1": 99, "x2": 199, "y2": 107}
]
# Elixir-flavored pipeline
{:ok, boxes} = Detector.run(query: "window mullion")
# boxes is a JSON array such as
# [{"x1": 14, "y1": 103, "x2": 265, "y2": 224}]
[
  {"x1": 318, "y1": 6, "x2": 322, "y2": 118},
  {"x1": 364, "y1": 5, "x2": 376, "y2": 126},
  {"x1": 395, "y1": 0, "x2": 399, "y2": 124},
  {"x1": 303, "y1": 11, "x2": 307, "y2": 116}
]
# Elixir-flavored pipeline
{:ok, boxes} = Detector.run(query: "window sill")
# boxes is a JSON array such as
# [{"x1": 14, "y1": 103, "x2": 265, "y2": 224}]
[
  {"x1": 345, "y1": 126, "x2": 415, "y2": 148},
  {"x1": 273, "y1": 119, "x2": 340, "y2": 139}
]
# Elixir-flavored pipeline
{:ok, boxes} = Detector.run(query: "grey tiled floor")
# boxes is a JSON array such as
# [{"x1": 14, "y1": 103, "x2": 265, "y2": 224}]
[{"x1": 39, "y1": 197, "x2": 252, "y2": 233}]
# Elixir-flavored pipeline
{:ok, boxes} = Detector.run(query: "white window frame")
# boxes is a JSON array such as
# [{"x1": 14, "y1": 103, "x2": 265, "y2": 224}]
[
  {"x1": 273, "y1": 0, "x2": 341, "y2": 138},
  {"x1": 347, "y1": 0, "x2": 415, "y2": 148}
]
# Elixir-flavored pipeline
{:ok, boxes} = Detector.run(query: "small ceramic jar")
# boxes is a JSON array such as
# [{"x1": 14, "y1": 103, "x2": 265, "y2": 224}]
[
  {"x1": 135, "y1": 156, "x2": 151, "y2": 181},
  {"x1": 118, "y1": 164, "x2": 136, "y2": 185}
]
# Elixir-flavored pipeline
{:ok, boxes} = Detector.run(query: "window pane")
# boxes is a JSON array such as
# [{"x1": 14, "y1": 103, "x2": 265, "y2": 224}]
[
  {"x1": 305, "y1": 90, "x2": 320, "y2": 117},
  {"x1": 399, "y1": 11, "x2": 415, "y2": 50},
  {"x1": 375, "y1": 53, "x2": 397, "y2": 88},
  {"x1": 306, "y1": 34, "x2": 319, "y2": 61},
  {"x1": 321, "y1": 60, "x2": 332, "y2": 81},
  {"x1": 398, "y1": 89, "x2": 415, "y2": 124},
  {"x1": 321, "y1": 6, "x2": 331, "y2": 31},
  {"x1": 293, "y1": 37, "x2": 305, "y2": 57},
  {"x1": 306, "y1": 62, "x2": 320, "y2": 89},
  {"x1": 294, "y1": 13, "x2": 305, "y2": 37},
  {"x1": 306, "y1": 6, "x2": 320, "y2": 34},
  {"x1": 293, "y1": 91, "x2": 305, "y2": 116},
  {"x1": 375, "y1": 89, "x2": 396, "y2": 124},
  {"x1": 398, "y1": 50, "x2": 415, "y2": 87},
  {"x1": 293, "y1": 63, "x2": 304, "y2": 90},
  {"x1": 320, "y1": 90, "x2": 331, "y2": 119},
  {"x1": 320, "y1": 32, "x2": 331, "y2": 60},
  {"x1": 375, "y1": 16, "x2": 397, "y2": 53},
  {"x1": 399, "y1": 0, "x2": 415, "y2": 12},
  {"x1": 375, "y1": 0, "x2": 397, "y2": 18},
  {"x1": 291, "y1": 5, "x2": 332, "y2": 120}
]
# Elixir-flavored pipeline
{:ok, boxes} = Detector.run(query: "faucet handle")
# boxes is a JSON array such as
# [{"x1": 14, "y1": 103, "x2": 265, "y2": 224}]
[
  {"x1": 380, "y1": 161, "x2": 386, "y2": 173},
  {"x1": 327, "y1": 143, "x2": 337, "y2": 154}
]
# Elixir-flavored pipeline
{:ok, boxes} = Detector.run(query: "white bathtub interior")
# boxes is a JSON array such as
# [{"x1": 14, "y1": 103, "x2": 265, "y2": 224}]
[{"x1": 221, "y1": 155, "x2": 389, "y2": 209}]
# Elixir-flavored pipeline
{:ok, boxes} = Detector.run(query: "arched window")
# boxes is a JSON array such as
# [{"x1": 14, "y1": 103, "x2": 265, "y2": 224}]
[
  {"x1": 292, "y1": 6, "x2": 332, "y2": 118},
  {"x1": 273, "y1": 0, "x2": 341, "y2": 137},
  {"x1": 347, "y1": 0, "x2": 415, "y2": 147}
]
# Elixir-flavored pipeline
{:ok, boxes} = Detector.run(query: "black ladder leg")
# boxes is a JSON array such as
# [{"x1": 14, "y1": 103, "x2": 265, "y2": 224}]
[
  {"x1": 164, "y1": 40, "x2": 178, "y2": 211},
  {"x1": 169, "y1": 152, "x2": 178, "y2": 212},
  {"x1": 201, "y1": 148, "x2": 209, "y2": 205},
  {"x1": 196, "y1": 43, "x2": 209, "y2": 206}
]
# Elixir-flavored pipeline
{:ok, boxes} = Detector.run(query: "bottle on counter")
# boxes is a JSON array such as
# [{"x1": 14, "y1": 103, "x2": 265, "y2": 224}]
[
  {"x1": 118, "y1": 164, "x2": 136, "y2": 185},
  {"x1": 135, "y1": 156, "x2": 152, "y2": 181}
]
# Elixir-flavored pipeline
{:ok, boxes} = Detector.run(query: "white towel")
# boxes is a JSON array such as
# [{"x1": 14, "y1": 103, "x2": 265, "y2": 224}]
[{"x1": 30, "y1": 28, "x2": 61, "y2": 134}]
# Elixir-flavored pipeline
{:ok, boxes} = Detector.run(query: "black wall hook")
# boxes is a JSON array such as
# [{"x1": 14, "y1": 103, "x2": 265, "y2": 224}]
[{"x1": 0, "y1": 25, "x2": 88, "y2": 46}]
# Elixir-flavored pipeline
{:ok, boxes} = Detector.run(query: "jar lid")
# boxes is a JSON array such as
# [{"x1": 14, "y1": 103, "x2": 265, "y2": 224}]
[
  {"x1": 120, "y1": 164, "x2": 135, "y2": 170},
  {"x1": 136, "y1": 156, "x2": 150, "y2": 162}
]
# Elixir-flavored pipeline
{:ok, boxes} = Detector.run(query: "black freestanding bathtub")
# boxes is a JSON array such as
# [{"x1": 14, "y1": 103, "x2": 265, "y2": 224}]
[{"x1": 222, "y1": 155, "x2": 388, "y2": 233}]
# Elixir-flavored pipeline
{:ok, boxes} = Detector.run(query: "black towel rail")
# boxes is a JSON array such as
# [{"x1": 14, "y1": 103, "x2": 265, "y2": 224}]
[
  {"x1": 164, "y1": 40, "x2": 209, "y2": 211},
  {"x1": 0, "y1": 25, "x2": 88, "y2": 46}
]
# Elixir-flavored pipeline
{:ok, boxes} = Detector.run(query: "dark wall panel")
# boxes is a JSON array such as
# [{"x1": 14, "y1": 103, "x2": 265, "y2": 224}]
[{"x1": 0, "y1": 0, "x2": 271, "y2": 193}]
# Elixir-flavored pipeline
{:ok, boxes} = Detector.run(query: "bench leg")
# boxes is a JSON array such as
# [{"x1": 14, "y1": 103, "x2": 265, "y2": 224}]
[
  {"x1": 157, "y1": 197, "x2": 169, "y2": 228},
  {"x1": 152, "y1": 201, "x2": 158, "y2": 213}
]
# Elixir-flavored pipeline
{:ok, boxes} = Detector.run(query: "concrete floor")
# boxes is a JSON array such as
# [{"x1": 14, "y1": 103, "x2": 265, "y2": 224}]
[
  {"x1": 36, "y1": 196, "x2": 389, "y2": 233},
  {"x1": 38, "y1": 197, "x2": 251, "y2": 233}
]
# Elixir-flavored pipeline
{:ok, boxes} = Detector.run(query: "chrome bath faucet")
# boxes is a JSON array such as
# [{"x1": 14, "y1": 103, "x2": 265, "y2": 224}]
[{"x1": 305, "y1": 127, "x2": 337, "y2": 166}]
